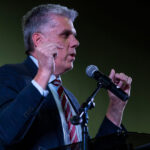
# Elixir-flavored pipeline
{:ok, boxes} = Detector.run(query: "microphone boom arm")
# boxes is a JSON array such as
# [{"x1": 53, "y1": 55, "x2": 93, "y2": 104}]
[{"x1": 71, "y1": 82, "x2": 103, "y2": 150}]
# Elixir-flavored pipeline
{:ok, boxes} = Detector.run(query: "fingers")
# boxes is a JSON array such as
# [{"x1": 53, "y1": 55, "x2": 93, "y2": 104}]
[
  {"x1": 115, "y1": 73, "x2": 132, "y2": 87},
  {"x1": 127, "y1": 76, "x2": 132, "y2": 85},
  {"x1": 36, "y1": 42, "x2": 64, "y2": 60},
  {"x1": 109, "y1": 69, "x2": 132, "y2": 95},
  {"x1": 35, "y1": 41, "x2": 64, "y2": 73},
  {"x1": 37, "y1": 42, "x2": 63, "y2": 53},
  {"x1": 109, "y1": 69, "x2": 115, "y2": 82},
  {"x1": 38, "y1": 42, "x2": 64, "y2": 50}
]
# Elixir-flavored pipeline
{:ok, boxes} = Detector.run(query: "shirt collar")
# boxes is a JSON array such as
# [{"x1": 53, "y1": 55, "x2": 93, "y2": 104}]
[{"x1": 29, "y1": 55, "x2": 61, "y2": 83}]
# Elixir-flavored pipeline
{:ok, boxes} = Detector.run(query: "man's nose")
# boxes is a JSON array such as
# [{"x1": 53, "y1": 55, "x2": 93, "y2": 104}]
[{"x1": 70, "y1": 35, "x2": 80, "y2": 48}]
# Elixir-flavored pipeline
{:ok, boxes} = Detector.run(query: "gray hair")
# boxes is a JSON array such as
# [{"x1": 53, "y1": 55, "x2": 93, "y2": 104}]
[{"x1": 22, "y1": 4, "x2": 78, "y2": 54}]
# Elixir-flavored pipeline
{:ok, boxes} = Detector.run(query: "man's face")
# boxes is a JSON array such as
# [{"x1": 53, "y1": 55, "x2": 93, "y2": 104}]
[{"x1": 41, "y1": 15, "x2": 79, "y2": 75}]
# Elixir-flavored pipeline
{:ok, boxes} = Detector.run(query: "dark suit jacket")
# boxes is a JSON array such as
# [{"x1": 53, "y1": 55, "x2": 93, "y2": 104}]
[{"x1": 0, "y1": 57, "x2": 125, "y2": 150}]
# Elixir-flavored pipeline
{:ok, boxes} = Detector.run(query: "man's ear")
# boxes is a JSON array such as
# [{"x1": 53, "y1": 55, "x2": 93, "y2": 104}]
[{"x1": 32, "y1": 32, "x2": 44, "y2": 47}]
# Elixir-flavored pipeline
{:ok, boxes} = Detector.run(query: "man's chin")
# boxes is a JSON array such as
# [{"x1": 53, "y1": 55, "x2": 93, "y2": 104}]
[
  {"x1": 54, "y1": 64, "x2": 74, "y2": 75},
  {"x1": 64, "y1": 65, "x2": 73, "y2": 74}
]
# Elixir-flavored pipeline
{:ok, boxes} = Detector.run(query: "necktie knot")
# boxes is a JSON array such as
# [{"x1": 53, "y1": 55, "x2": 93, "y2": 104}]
[
  {"x1": 52, "y1": 79, "x2": 64, "y2": 99},
  {"x1": 52, "y1": 79, "x2": 62, "y2": 86}
]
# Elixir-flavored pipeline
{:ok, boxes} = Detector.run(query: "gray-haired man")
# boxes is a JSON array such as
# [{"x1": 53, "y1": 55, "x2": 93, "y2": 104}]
[{"x1": 0, "y1": 4, "x2": 132, "y2": 150}]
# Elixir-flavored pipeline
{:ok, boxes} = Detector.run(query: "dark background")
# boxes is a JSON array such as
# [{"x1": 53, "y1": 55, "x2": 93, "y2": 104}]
[{"x1": 0, "y1": 0, "x2": 150, "y2": 138}]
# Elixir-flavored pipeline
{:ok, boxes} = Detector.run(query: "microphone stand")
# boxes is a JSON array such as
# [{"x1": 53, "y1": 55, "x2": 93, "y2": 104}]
[{"x1": 71, "y1": 82, "x2": 103, "y2": 150}]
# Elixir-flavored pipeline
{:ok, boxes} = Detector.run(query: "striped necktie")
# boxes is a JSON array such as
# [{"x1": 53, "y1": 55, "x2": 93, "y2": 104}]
[{"x1": 52, "y1": 79, "x2": 79, "y2": 144}]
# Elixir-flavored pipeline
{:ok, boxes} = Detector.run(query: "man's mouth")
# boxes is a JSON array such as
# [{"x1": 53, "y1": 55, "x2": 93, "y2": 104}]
[
  {"x1": 69, "y1": 53, "x2": 76, "y2": 61},
  {"x1": 70, "y1": 53, "x2": 76, "y2": 57}
]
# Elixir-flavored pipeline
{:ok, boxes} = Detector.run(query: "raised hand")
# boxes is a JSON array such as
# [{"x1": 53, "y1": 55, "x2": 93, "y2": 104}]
[
  {"x1": 33, "y1": 41, "x2": 64, "y2": 89},
  {"x1": 106, "y1": 69, "x2": 132, "y2": 127}
]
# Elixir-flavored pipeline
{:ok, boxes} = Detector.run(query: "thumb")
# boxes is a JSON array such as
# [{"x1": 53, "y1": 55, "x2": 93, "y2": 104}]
[{"x1": 109, "y1": 69, "x2": 115, "y2": 82}]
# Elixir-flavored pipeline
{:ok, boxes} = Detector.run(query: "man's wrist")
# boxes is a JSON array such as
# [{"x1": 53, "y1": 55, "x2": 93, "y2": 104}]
[
  {"x1": 34, "y1": 68, "x2": 52, "y2": 89},
  {"x1": 32, "y1": 80, "x2": 49, "y2": 97},
  {"x1": 106, "y1": 102, "x2": 125, "y2": 127}
]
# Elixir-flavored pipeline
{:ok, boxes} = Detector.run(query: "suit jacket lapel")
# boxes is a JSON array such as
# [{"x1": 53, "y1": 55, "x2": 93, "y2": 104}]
[{"x1": 64, "y1": 88, "x2": 80, "y2": 114}]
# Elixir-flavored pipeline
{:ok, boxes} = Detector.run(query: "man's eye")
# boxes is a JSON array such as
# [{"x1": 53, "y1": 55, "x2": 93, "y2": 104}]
[{"x1": 63, "y1": 32, "x2": 70, "y2": 38}]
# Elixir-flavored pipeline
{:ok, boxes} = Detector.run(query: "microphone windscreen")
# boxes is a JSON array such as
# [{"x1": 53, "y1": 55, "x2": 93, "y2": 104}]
[{"x1": 86, "y1": 65, "x2": 99, "y2": 78}]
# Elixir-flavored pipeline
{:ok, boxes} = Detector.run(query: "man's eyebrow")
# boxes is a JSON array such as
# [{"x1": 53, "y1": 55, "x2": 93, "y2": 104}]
[{"x1": 59, "y1": 29, "x2": 77, "y2": 36}]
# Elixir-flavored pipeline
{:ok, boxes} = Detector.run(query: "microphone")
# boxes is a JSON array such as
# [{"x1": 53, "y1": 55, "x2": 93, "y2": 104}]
[{"x1": 86, "y1": 65, "x2": 129, "y2": 101}]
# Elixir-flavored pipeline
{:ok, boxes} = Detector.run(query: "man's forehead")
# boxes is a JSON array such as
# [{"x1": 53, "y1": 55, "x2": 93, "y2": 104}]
[{"x1": 48, "y1": 14, "x2": 76, "y2": 34}]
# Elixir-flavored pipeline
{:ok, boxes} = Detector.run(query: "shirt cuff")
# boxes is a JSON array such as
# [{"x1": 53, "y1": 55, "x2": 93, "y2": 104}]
[
  {"x1": 31, "y1": 80, "x2": 49, "y2": 97},
  {"x1": 96, "y1": 116, "x2": 127, "y2": 137}
]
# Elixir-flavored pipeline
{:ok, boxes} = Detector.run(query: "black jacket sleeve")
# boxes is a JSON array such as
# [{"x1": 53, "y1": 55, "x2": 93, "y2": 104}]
[{"x1": 0, "y1": 66, "x2": 44, "y2": 146}]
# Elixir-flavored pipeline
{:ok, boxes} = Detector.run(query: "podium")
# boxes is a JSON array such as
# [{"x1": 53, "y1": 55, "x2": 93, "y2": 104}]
[{"x1": 51, "y1": 132, "x2": 150, "y2": 150}]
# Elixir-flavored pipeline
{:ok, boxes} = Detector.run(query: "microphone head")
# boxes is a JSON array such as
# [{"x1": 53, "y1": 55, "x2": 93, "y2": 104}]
[{"x1": 86, "y1": 65, "x2": 99, "y2": 78}]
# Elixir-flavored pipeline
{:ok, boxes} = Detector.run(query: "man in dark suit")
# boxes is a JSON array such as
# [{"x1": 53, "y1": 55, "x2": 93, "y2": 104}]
[{"x1": 0, "y1": 4, "x2": 132, "y2": 150}]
